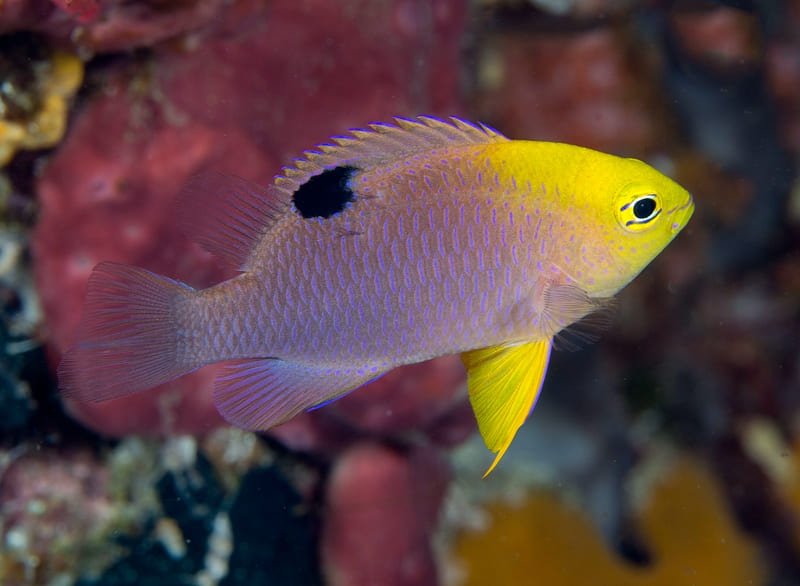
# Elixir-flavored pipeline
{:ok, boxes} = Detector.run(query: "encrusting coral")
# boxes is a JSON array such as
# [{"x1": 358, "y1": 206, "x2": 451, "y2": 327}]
[
  {"x1": 452, "y1": 456, "x2": 765, "y2": 586},
  {"x1": 0, "y1": 44, "x2": 83, "y2": 168}
]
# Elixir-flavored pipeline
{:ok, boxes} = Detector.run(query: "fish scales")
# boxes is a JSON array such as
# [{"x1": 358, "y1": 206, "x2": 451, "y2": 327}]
[
  {"x1": 192, "y1": 155, "x2": 543, "y2": 369},
  {"x1": 59, "y1": 116, "x2": 693, "y2": 475}
]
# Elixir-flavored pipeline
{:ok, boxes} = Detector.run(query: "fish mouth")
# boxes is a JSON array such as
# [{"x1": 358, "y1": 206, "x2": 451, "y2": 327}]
[{"x1": 668, "y1": 193, "x2": 694, "y2": 233}]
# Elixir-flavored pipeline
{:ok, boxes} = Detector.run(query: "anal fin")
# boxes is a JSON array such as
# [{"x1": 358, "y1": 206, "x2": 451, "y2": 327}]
[
  {"x1": 462, "y1": 339, "x2": 553, "y2": 477},
  {"x1": 213, "y1": 358, "x2": 383, "y2": 431}
]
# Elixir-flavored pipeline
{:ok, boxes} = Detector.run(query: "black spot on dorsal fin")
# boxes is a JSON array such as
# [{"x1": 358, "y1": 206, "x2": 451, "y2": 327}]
[
  {"x1": 177, "y1": 118, "x2": 506, "y2": 271},
  {"x1": 292, "y1": 166, "x2": 357, "y2": 219},
  {"x1": 274, "y1": 116, "x2": 508, "y2": 200}
]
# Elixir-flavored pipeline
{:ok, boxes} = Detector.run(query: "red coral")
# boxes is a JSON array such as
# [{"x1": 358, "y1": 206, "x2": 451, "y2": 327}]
[
  {"x1": 49, "y1": 0, "x2": 100, "y2": 24},
  {"x1": 0, "y1": 0, "x2": 228, "y2": 50},
  {"x1": 321, "y1": 444, "x2": 450, "y2": 586}
]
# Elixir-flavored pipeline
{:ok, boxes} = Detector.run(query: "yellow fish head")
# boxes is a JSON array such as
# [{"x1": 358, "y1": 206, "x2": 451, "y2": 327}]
[{"x1": 570, "y1": 153, "x2": 694, "y2": 297}]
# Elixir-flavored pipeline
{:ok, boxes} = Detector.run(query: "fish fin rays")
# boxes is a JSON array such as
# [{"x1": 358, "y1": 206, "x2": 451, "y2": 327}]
[
  {"x1": 274, "y1": 116, "x2": 508, "y2": 198},
  {"x1": 212, "y1": 358, "x2": 382, "y2": 430},
  {"x1": 177, "y1": 172, "x2": 288, "y2": 270},
  {"x1": 58, "y1": 262, "x2": 198, "y2": 402},
  {"x1": 542, "y1": 283, "x2": 614, "y2": 346},
  {"x1": 177, "y1": 117, "x2": 505, "y2": 269},
  {"x1": 462, "y1": 339, "x2": 552, "y2": 477},
  {"x1": 553, "y1": 297, "x2": 617, "y2": 351}
]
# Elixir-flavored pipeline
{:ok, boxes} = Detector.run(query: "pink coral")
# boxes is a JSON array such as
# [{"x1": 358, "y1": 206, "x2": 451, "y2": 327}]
[
  {"x1": 322, "y1": 444, "x2": 450, "y2": 586},
  {"x1": 48, "y1": 0, "x2": 100, "y2": 24}
]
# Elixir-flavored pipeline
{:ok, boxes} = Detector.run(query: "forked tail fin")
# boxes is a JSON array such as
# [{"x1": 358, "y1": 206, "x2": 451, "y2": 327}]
[{"x1": 58, "y1": 262, "x2": 199, "y2": 402}]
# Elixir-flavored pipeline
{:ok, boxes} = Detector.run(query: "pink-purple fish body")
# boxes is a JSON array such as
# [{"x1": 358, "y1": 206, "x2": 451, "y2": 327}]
[{"x1": 60, "y1": 117, "x2": 694, "y2": 474}]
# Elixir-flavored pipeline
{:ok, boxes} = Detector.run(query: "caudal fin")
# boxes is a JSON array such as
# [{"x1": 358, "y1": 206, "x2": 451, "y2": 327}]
[{"x1": 58, "y1": 262, "x2": 198, "y2": 402}]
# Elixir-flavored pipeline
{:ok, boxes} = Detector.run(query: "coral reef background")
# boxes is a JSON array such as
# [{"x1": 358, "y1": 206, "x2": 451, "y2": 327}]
[{"x1": 1, "y1": 0, "x2": 800, "y2": 585}]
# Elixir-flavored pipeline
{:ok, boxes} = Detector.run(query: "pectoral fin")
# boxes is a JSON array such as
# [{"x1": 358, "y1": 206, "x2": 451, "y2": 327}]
[{"x1": 461, "y1": 338, "x2": 553, "y2": 477}]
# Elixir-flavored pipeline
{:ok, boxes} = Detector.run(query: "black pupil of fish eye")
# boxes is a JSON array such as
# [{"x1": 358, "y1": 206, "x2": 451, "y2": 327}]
[{"x1": 633, "y1": 197, "x2": 657, "y2": 219}]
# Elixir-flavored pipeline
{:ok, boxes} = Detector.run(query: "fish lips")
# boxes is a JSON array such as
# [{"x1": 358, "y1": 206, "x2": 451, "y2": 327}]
[{"x1": 669, "y1": 194, "x2": 695, "y2": 234}]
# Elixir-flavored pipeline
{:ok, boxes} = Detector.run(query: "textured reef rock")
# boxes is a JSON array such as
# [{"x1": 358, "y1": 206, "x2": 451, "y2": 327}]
[
  {"x1": 0, "y1": 319, "x2": 36, "y2": 433},
  {"x1": 73, "y1": 446, "x2": 322, "y2": 586},
  {"x1": 0, "y1": 447, "x2": 116, "y2": 584},
  {"x1": 0, "y1": 36, "x2": 83, "y2": 167},
  {"x1": 0, "y1": 0, "x2": 228, "y2": 52},
  {"x1": 0, "y1": 433, "x2": 321, "y2": 586}
]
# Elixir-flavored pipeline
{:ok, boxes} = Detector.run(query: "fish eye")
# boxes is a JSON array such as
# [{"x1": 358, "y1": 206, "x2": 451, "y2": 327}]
[
  {"x1": 632, "y1": 196, "x2": 658, "y2": 221},
  {"x1": 615, "y1": 193, "x2": 662, "y2": 232}
]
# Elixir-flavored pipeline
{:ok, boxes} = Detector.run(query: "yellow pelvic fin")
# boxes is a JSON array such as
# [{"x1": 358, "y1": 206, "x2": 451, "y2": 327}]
[{"x1": 461, "y1": 338, "x2": 553, "y2": 477}]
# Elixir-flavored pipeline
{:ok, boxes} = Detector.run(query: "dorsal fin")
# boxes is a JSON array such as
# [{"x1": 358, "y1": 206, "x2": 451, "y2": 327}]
[
  {"x1": 178, "y1": 117, "x2": 507, "y2": 270},
  {"x1": 177, "y1": 172, "x2": 288, "y2": 270},
  {"x1": 272, "y1": 116, "x2": 508, "y2": 199}
]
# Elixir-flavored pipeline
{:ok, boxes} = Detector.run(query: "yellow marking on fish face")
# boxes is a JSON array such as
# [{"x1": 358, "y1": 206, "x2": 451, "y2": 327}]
[
  {"x1": 483, "y1": 141, "x2": 693, "y2": 297},
  {"x1": 574, "y1": 155, "x2": 694, "y2": 296}
]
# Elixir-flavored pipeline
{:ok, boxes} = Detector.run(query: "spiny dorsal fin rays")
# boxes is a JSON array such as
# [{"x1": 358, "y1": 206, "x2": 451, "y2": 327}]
[
  {"x1": 177, "y1": 172, "x2": 288, "y2": 270},
  {"x1": 178, "y1": 117, "x2": 506, "y2": 270},
  {"x1": 273, "y1": 116, "x2": 508, "y2": 198}
]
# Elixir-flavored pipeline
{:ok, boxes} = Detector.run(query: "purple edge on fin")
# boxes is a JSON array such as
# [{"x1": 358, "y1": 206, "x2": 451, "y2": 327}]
[
  {"x1": 528, "y1": 341, "x2": 553, "y2": 416},
  {"x1": 306, "y1": 372, "x2": 387, "y2": 412},
  {"x1": 213, "y1": 358, "x2": 384, "y2": 430}
]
